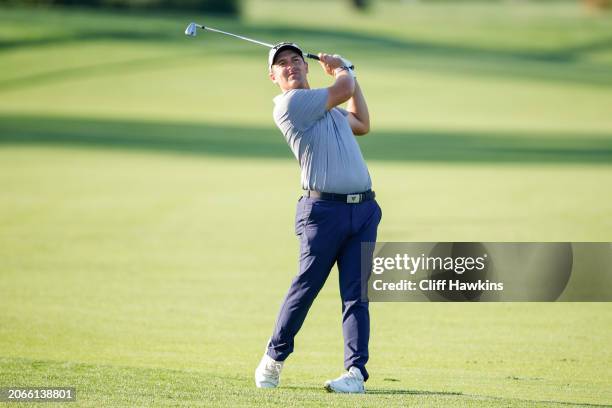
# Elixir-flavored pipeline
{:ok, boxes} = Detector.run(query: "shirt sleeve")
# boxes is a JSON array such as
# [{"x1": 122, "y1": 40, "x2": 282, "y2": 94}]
[
  {"x1": 335, "y1": 107, "x2": 349, "y2": 117},
  {"x1": 283, "y1": 88, "x2": 329, "y2": 131}
]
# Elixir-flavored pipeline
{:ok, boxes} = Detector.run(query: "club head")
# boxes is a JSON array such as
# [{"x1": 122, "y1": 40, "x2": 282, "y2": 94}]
[{"x1": 185, "y1": 23, "x2": 198, "y2": 37}]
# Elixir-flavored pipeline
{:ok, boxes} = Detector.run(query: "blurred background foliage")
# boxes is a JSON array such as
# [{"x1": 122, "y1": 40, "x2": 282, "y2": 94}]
[
  {"x1": 0, "y1": 0, "x2": 610, "y2": 18},
  {"x1": 0, "y1": 0, "x2": 240, "y2": 14}
]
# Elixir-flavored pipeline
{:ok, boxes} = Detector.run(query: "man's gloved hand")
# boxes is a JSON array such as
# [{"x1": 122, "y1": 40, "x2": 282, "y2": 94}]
[
  {"x1": 318, "y1": 53, "x2": 356, "y2": 79},
  {"x1": 333, "y1": 55, "x2": 354, "y2": 70},
  {"x1": 333, "y1": 54, "x2": 355, "y2": 78}
]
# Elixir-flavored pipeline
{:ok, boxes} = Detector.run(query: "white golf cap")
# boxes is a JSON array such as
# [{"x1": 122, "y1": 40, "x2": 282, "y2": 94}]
[{"x1": 268, "y1": 42, "x2": 305, "y2": 70}]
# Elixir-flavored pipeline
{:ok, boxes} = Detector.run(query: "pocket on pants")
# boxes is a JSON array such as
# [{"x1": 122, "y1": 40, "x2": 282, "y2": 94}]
[{"x1": 294, "y1": 197, "x2": 314, "y2": 236}]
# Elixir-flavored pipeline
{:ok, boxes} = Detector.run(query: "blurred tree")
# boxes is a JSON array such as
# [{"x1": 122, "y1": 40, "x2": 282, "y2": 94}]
[
  {"x1": 156, "y1": 0, "x2": 239, "y2": 14},
  {"x1": 583, "y1": 0, "x2": 611, "y2": 10},
  {"x1": 0, "y1": 0, "x2": 240, "y2": 14},
  {"x1": 350, "y1": 0, "x2": 369, "y2": 11}
]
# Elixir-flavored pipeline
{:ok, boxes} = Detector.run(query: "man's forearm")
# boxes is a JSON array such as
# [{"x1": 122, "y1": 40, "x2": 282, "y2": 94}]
[{"x1": 347, "y1": 80, "x2": 369, "y2": 129}]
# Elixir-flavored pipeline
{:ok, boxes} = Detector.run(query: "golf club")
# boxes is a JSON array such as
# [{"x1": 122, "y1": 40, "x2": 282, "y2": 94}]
[{"x1": 185, "y1": 22, "x2": 322, "y2": 62}]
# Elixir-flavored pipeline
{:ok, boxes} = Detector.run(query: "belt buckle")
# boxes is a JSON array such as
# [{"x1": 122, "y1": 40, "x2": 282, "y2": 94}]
[{"x1": 346, "y1": 194, "x2": 360, "y2": 204}]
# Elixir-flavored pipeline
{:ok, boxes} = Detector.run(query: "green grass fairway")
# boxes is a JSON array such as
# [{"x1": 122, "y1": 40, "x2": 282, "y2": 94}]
[{"x1": 1, "y1": 1, "x2": 612, "y2": 406}]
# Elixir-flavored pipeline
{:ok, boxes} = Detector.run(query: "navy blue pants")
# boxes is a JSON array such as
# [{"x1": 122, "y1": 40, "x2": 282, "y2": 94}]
[{"x1": 266, "y1": 196, "x2": 382, "y2": 381}]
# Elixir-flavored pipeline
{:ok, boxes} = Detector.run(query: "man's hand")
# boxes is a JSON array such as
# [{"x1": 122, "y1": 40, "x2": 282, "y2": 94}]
[
  {"x1": 333, "y1": 54, "x2": 355, "y2": 72},
  {"x1": 318, "y1": 53, "x2": 367, "y2": 134},
  {"x1": 318, "y1": 53, "x2": 345, "y2": 76}
]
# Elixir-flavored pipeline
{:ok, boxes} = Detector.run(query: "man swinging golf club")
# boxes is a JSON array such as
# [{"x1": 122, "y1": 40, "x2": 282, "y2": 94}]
[{"x1": 254, "y1": 42, "x2": 382, "y2": 393}]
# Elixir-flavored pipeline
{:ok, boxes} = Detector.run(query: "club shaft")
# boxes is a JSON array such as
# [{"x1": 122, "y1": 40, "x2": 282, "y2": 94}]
[
  {"x1": 194, "y1": 24, "x2": 321, "y2": 62},
  {"x1": 201, "y1": 25, "x2": 274, "y2": 48}
]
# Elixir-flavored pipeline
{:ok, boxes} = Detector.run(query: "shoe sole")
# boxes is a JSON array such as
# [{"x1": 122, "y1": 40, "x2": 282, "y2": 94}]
[
  {"x1": 323, "y1": 382, "x2": 365, "y2": 394},
  {"x1": 256, "y1": 381, "x2": 278, "y2": 388},
  {"x1": 255, "y1": 376, "x2": 279, "y2": 389}
]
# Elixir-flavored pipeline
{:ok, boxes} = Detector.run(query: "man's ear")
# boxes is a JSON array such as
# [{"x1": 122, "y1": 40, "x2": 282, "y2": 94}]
[
  {"x1": 304, "y1": 61, "x2": 309, "y2": 74},
  {"x1": 269, "y1": 70, "x2": 276, "y2": 84}
]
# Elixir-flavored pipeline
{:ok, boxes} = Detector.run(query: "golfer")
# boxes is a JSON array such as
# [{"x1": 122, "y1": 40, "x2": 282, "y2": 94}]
[{"x1": 254, "y1": 43, "x2": 382, "y2": 394}]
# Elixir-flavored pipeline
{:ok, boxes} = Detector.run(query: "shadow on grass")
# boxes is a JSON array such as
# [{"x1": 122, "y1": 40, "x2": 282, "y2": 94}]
[
  {"x1": 284, "y1": 385, "x2": 611, "y2": 407},
  {"x1": 366, "y1": 388, "x2": 462, "y2": 396},
  {"x1": 2, "y1": 9, "x2": 612, "y2": 67},
  {"x1": 1, "y1": 8, "x2": 612, "y2": 89},
  {"x1": 367, "y1": 390, "x2": 612, "y2": 408},
  {"x1": 5, "y1": 17, "x2": 612, "y2": 66},
  {"x1": 1, "y1": 357, "x2": 610, "y2": 407},
  {"x1": 284, "y1": 384, "x2": 462, "y2": 396},
  {"x1": 0, "y1": 52, "x2": 204, "y2": 92},
  {"x1": 1, "y1": 114, "x2": 611, "y2": 164}
]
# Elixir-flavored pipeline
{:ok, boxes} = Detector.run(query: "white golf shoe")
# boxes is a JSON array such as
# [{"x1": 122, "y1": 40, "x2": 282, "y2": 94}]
[
  {"x1": 255, "y1": 353, "x2": 284, "y2": 388},
  {"x1": 324, "y1": 366, "x2": 365, "y2": 393}
]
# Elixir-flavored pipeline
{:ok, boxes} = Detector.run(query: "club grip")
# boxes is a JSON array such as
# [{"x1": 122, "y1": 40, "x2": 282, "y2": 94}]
[{"x1": 306, "y1": 53, "x2": 355, "y2": 70}]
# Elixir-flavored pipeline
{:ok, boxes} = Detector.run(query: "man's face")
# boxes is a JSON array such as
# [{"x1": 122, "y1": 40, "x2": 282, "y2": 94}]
[{"x1": 269, "y1": 49, "x2": 309, "y2": 91}]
